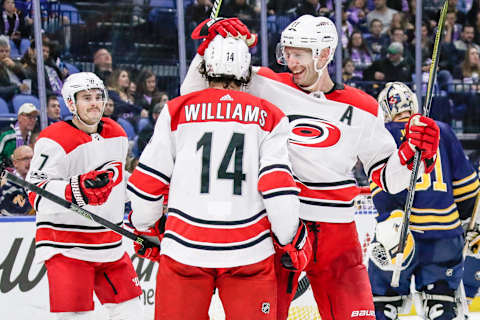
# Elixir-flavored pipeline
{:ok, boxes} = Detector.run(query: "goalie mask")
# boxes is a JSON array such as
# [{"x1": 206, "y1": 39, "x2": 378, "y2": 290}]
[
  {"x1": 61, "y1": 72, "x2": 108, "y2": 124},
  {"x1": 276, "y1": 15, "x2": 338, "y2": 86},
  {"x1": 203, "y1": 34, "x2": 251, "y2": 83},
  {"x1": 378, "y1": 82, "x2": 419, "y2": 122},
  {"x1": 368, "y1": 210, "x2": 415, "y2": 271}
]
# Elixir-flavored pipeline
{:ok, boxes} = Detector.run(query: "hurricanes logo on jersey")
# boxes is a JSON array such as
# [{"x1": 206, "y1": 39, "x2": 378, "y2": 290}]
[
  {"x1": 95, "y1": 161, "x2": 123, "y2": 187},
  {"x1": 288, "y1": 115, "x2": 341, "y2": 148}
]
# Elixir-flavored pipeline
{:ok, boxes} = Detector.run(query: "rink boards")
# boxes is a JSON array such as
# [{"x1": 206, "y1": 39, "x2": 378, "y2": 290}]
[{"x1": 1, "y1": 211, "x2": 479, "y2": 319}]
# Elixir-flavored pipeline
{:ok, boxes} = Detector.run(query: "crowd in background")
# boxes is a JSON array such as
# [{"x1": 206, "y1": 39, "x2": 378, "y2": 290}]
[{"x1": 0, "y1": 0, "x2": 479, "y2": 215}]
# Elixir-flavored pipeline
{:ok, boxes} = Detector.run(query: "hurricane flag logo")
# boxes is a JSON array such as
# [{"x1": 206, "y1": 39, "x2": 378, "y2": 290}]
[{"x1": 288, "y1": 115, "x2": 341, "y2": 148}]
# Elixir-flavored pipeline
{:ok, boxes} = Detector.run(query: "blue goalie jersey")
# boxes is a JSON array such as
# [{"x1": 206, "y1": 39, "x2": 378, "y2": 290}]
[{"x1": 370, "y1": 120, "x2": 479, "y2": 239}]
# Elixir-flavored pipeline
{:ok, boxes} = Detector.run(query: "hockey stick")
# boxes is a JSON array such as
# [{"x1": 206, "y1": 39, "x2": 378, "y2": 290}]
[
  {"x1": 2, "y1": 171, "x2": 160, "y2": 250},
  {"x1": 210, "y1": 0, "x2": 223, "y2": 19},
  {"x1": 463, "y1": 193, "x2": 480, "y2": 255},
  {"x1": 390, "y1": 0, "x2": 449, "y2": 287},
  {"x1": 455, "y1": 193, "x2": 480, "y2": 316}
]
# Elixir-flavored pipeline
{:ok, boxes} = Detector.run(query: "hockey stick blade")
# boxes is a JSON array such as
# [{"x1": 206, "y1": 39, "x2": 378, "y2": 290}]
[
  {"x1": 2, "y1": 171, "x2": 160, "y2": 250},
  {"x1": 390, "y1": 0, "x2": 448, "y2": 287}
]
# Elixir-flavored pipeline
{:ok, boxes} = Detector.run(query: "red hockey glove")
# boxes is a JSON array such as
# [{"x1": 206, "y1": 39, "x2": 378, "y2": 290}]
[
  {"x1": 273, "y1": 222, "x2": 312, "y2": 271},
  {"x1": 398, "y1": 114, "x2": 439, "y2": 174},
  {"x1": 192, "y1": 18, "x2": 258, "y2": 55},
  {"x1": 129, "y1": 213, "x2": 166, "y2": 262},
  {"x1": 65, "y1": 170, "x2": 114, "y2": 206}
]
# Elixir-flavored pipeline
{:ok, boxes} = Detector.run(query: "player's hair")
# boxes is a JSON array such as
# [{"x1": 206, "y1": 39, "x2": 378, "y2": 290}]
[{"x1": 198, "y1": 60, "x2": 252, "y2": 88}]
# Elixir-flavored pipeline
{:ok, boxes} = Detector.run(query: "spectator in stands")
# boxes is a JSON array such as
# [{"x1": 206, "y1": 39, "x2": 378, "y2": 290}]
[
  {"x1": 107, "y1": 68, "x2": 144, "y2": 127},
  {"x1": 0, "y1": 0, "x2": 30, "y2": 59},
  {"x1": 128, "y1": 80, "x2": 136, "y2": 103},
  {"x1": 453, "y1": 46, "x2": 480, "y2": 83},
  {"x1": 157, "y1": 91, "x2": 169, "y2": 105},
  {"x1": 473, "y1": 11, "x2": 480, "y2": 44},
  {"x1": 0, "y1": 102, "x2": 37, "y2": 168},
  {"x1": 389, "y1": 12, "x2": 414, "y2": 40},
  {"x1": 0, "y1": 35, "x2": 28, "y2": 101},
  {"x1": 267, "y1": 0, "x2": 299, "y2": 15},
  {"x1": 445, "y1": 0, "x2": 466, "y2": 25},
  {"x1": 419, "y1": 22, "x2": 433, "y2": 61},
  {"x1": 221, "y1": 0, "x2": 259, "y2": 31},
  {"x1": 341, "y1": 10, "x2": 354, "y2": 49},
  {"x1": 342, "y1": 58, "x2": 363, "y2": 84},
  {"x1": 367, "y1": 0, "x2": 398, "y2": 33},
  {"x1": 135, "y1": 102, "x2": 164, "y2": 156},
  {"x1": 22, "y1": 39, "x2": 64, "y2": 97},
  {"x1": 0, "y1": 145, "x2": 34, "y2": 216},
  {"x1": 454, "y1": 25, "x2": 480, "y2": 56},
  {"x1": 345, "y1": 31, "x2": 372, "y2": 79},
  {"x1": 186, "y1": 0, "x2": 213, "y2": 25},
  {"x1": 46, "y1": 95, "x2": 61, "y2": 125},
  {"x1": 363, "y1": 42, "x2": 412, "y2": 83},
  {"x1": 389, "y1": 27, "x2": 414, "y2": 64},
  {"x1": 365, "y1": 18, "x2": 389, "y2": 60},
  {"x1": 103, "y1": 97, "x2": 115, "y2": 119},
  {"x1": 134, "y1": 69, "x2": 161, "y2": 113},
  {"x1": 444, "y1": 10, "x2": 463, "y2": 43},
  {"x1": 93, "y1": 48, "x2": 113, "y2": 82},
  {"x1": 295, "y1": 0, "x2": 322, "y2": 16},
  {"x1": 346, "y1": 0, "x2": 368, "y2": 29}
]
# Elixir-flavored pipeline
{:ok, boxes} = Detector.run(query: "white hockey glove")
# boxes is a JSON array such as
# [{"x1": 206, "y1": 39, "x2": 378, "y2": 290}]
[
  {"x1": 368, "y1": 210, "x2": 415, "y2": 271},
  {"x1": 465, "y1": 222, "x2": 480, "y2": 254}
]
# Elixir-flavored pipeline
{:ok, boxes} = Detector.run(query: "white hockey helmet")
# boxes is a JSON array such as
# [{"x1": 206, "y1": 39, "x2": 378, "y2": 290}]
[
  {"x1": 203, "y1": 34, "x2": 251, "y2": 82},
  {"x1": 277, "y1": 15, "x2": 338, "y2": 69},
  {"x1": 378, "y1": 82, "x2": 419, "y2": 122},
  {"x1": 61, "y1": 72, "x2": 108, "y2": 116}
]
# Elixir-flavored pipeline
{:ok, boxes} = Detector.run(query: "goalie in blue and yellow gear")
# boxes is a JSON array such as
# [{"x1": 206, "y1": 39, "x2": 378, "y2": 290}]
[{"x1": 368, "y1": 82, "x2": 480, "y2": 320}]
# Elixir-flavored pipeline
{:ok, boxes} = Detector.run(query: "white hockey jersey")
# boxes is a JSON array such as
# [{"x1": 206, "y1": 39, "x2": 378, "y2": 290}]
[
  {"x1": 181, "y1": 55, "x2": 421, "y2": 223},
  {"x1": 27, "y1": 118, "x2": 128, "y2": 263},
  {"x1": 128, "y1": 88, "x2": 300, "y2": 268}
]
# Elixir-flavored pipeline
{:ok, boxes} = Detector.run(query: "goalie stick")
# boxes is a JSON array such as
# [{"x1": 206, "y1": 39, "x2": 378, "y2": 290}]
[
  {"x1": 2, "y1": 171, "x2": 160, "y2": 250},
  {"x1": 390, "y1": 0, "x2": 448, "y2": 287}
]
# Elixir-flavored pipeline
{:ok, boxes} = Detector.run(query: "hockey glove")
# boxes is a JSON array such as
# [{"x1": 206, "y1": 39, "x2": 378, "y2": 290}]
[
  {"x1": 65, "y1": 170, "x2": 114, "y2": 206},
  {"x1": 370, "y1": 209, "x2": 415, "y2": 271},
  {"x1": 273, "y1": 222, "x2": 312, "y2": 271},
  {"x1": 465, "y1": 223, "x2": 480, "y2": 254},
  {"x1": 398, "y1": 114, "x2": 439, "y2": 174},
  {"x1": 192, "y1": 18, "x2": 258, "y2": 55},
  {"x1": 129, "y1": 212, "x2": 166, "y2": 262}
]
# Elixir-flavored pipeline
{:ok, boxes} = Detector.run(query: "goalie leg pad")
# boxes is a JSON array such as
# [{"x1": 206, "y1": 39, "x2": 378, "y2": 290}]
[
  {"x1": 373, "y1": 295, "x2": 405, "y2": 320},
  {"x1": 421, "y1": 281, "x2": 459, "y2": 320}
]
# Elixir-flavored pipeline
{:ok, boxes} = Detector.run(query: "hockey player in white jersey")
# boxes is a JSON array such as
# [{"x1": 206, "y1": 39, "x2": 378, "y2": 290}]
[
  {"x1": 26, "y1": 72, "x2": 143, "y2": 319},
  {"x1": 181, "y1": 16, "x2": 441, "y2": 320},
  {"x1": 128, "y1": 35, "x2": 312, "y2": 320}
]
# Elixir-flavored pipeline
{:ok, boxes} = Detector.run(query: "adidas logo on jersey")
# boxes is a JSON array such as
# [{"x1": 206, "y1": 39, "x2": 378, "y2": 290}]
[{"x1": 220, "y1": 94, "x2": 234, "y2": 101}]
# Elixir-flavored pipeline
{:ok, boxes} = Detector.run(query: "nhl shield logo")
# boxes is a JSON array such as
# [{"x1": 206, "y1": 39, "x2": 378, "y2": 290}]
[{"x1": 261, "y1": 302, "x2": 270, "y2": 314}]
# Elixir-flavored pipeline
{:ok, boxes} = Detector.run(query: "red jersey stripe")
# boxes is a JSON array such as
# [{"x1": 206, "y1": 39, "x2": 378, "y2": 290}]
[
  {"x1": 258, "y1": 171, "x2": 296, "y2": 192},
  {"x1": 128, "y1": 170, "x2": 168, "y2": 196},
  {"x1": 166, "y1": 215, "x2": 272, "y2": 244},
  {"x1": 296, "y1": 182, "x2": 361, "y2": 202},
  {"x1": 36, "y1": 228, "x2": 122, "y2": 245}
]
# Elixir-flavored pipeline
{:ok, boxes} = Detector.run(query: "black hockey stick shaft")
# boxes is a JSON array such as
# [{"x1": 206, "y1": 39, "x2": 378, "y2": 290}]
[
  {"x1": 2, "y1": 171, "x2": 159, "y2": 250},
  {"x1": 391, "y1": 0, "x2": 448, "y2": 287}
]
